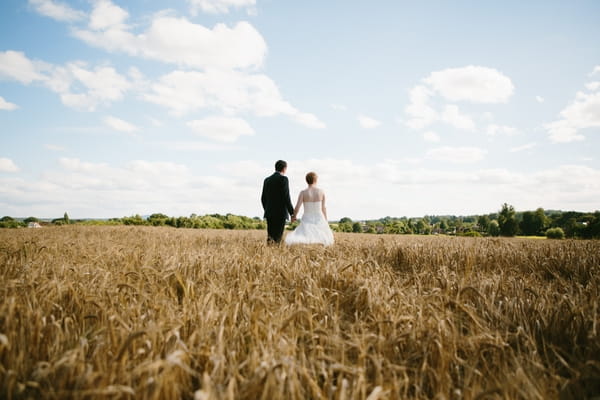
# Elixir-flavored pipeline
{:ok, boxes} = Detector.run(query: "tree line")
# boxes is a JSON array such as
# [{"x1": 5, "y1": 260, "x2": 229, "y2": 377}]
[
  {"x1": 334, "y1": 204, "x2": 599, "y2": 239},
  {"x1": 2, "y1": 205, "x2": 599, "y2": 239}
]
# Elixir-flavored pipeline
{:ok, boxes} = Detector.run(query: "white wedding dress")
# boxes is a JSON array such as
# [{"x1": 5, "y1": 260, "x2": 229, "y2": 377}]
[{"x1": 285, "y1": 201, "x2": 334, "y2": 246}]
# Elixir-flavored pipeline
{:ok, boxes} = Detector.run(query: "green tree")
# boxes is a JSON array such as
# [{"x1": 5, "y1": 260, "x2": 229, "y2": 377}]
[
  {"x1": 487, "y1": 220, "x2": 500, "y2": 237},
  {"x1": 519, "y1": 211, "x2": 536, "y2": 236},
  {"x1": 546, "y1": 227, "x2": 565, "y2": 239},
  {"x1": 352, "y1": 222, "x2": 363, "y2": 233},
  {"x1": 439, "y1": 219, "x2": 448, "y2": 232},
  {"x1": 477, "y1": 215, "x2": 490, "y2": 232},
  {"x1": 148, "y1": 213, "x2": 169, "y2": 226},
  {"x1": 520, "y1": 208, "x2": 547, "y2": 236},
  {"x1": 64, "y1": 212, "x2": 70, "y2": 224},
  {"x1": 498, "y1": 203, "x2": 518, "y2": 237}
]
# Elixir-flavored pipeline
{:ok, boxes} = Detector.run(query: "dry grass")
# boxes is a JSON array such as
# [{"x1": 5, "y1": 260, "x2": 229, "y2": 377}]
[{"x1": 1, "y1": 226, "x2": 599, "y2": 399}]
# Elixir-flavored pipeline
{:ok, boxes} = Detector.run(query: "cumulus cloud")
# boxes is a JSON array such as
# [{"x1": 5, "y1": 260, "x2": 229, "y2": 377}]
[
  {"x1": 440, "y1": 105, "x2": 475, "y2": 131},
  {"x1": 187, "y1": 116, "x2": 255, "y2": 142},
  {"x1": 292, "y1": 112, "x2": 326, "y2": 129},
  {"x1": 17, "y1": 1, "x2": 323, "y2": 129},
  {"x1": 0, "y1": 96, "x2": 18, "y2": 111},
  {"x1": 187, "y1": 0, "x2": 256, "y2": 15},
  {"x1": 585, "y1": 81, "x2": 600, "y2": 91},
  {"x1": 0, "y1": 50, "x2": 47, "y2": 84},
  {"x1": 88, "y1": 0, "x2": 128, "y2": 30},
  {"x1": 2, "y1": 156, "x2": 600, "y2": 219},
  {"x1": 143, "y1": 69, "x2": 324, "y2": 128},
  {"x1": 73, "y1": 1, "x2": 266, "y2": 70},
  {"x1": 536, "y1": 95, "x2": 545, "y2": 103},
  {"x1": 0, "y1": 158, "x2": 20, "y2": 172},
  {"x1": 545, "y1": 90, "x2": 600, "y2": 143},
  {"x1": 0, "y1": 51, "x2": 132, "y2": 111},
  {"x1": 357, "y1": 114, "x2": 381, "y2": 129},
  {"x1": 28, "y1": 0, "x2": 85, "y2": 22},
  {"x1": 157, "y1": 141, "x2": 234, "y2": 152},
  {"x1": 404, "y1": 65, "x2": 513, "y2": 132},
  {"x1": 0, "y1": 157, "x2": 260, "y2": 218},
  {"x1": 589, "y1": 66, "x2": 600, "y2": 76},
  {"x1": 404, "y1": 85, "x2": 437, "y2": 129},
  {"x1": 486, "y1": 124, "x2": 518, "y2": 136},
  {"x1": 426, "y1": 146, "x2": 487, "y2": 163},
  {"x1": 422, "y1": 131, "x2": 440, "y2": 142},
  {"x1": 510, "y1": 142, "x2": 536, "y2": 153},
  {"x1": 424, "y1": 65, "x2": 514, "y2": 103},
  {"x1": 44, "y1": 144, "x2": 66, "y2": 151},
  {"x1": 56, "y1": 62, "x2": 132, "y2": 110},
  {"x1": 104, "y1": 116, "x2": 138, "y2": 133}
]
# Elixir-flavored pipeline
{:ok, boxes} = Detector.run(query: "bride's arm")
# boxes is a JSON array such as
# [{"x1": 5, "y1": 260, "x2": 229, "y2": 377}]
[
  {"x1": 321, "y1": 192, "x2": 328, "y2": 220},
  {"x1": 293, "y1": 191, "x2": 304, "y2": 218}
]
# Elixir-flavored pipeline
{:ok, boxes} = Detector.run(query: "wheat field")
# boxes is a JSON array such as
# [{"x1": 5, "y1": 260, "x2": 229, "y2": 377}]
[{"x1": 0, "y1": 226, "x2": 599, "y2": 399}]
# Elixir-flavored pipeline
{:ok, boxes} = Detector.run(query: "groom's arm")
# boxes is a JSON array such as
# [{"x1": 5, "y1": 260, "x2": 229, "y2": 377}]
[
  {"x1": 260, "y1": 178, "x2": 268, "y2": 212},
  {"x1": 282, "y1": 176, "x2": 294, "y2": 218}
]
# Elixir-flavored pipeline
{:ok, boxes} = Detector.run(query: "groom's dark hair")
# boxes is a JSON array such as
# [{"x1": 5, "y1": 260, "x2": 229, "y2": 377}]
[{"x1": 275, "y1": 160, "x2": 287, "y2": 172}]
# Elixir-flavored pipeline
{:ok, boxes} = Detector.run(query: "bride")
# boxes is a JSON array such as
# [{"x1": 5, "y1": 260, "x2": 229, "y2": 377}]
[{"x1": 285, "y1": 172, "x2": 334, "y2": 246}]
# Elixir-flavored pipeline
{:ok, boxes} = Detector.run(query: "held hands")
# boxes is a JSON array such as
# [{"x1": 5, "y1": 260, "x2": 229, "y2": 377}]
[{"x1": 291, "y1": 215, "x2": 297, "y2": 223}]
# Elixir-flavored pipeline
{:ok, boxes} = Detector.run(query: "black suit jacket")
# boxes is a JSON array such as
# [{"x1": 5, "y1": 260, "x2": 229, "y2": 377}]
[{"x1": 261, "y1": 172, "x2": 294, "y2": 220}]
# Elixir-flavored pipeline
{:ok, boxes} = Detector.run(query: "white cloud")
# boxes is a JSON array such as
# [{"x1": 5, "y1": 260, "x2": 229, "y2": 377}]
[
  {"x1": 510, "y1": 142, "x2": 536, "y2": 152},
  {"x1": 422, "y1": 131, "x2": 440, "y2": 142},
  {"x1": 0, "y1": 96, "x2": 18, "y2": 111},
  {"x1": 157, "y1": 141, "x2": 234, "y2": 152},
  {"x1": 292, "y1": 112, "x2": 326, "y2": 129},
  {"x1": 545, "y1": 90, "x2": 600, "y2": 143},
  {"x1": 424, "y1": 65, "x2": 514, "y2": 103},
  {"x1": 405, "y1": 66, "x2": 513, "y2": 132},
  {"x1": 8, "y1": 4, "x2": 320, "y2": 128},
  {"x1": 357, "y1": 114, "x2": 381, "y2": 129},
  {"x1": 0, "y1": 50, "x2": 47, "y2": 84},
  {"x1": 28, "y1": 0, "x2": 85, "y2": 22},
  {"x1": 44, "y1": 144, "x2": 66, "y2": 151},
  {"x1": 536, "y1": 96, "x2": 545, "y2": 103},
  {"x1": 104, "y1": 116, "x2": 138, "y2": 133},
  {"x1": 187, "y1": 0, "x2": 256, "y2": 15},
  {"x1": 486, "y1": 124, "x2": 518, "y2": 136},
  {"x1": 0, "y1": 157, "x2": 258, "y2": 218},
  {"x1": 481, "y1": 112, "x2": 494, "y2": 122},
  {"x1": 57, "y1": 62, "x2": 132, "y2": 110},
  {"x1": 187, "y1": 116, "x2": 254, "y2": 142},
  {"x1": 0, "y1": 158, "x2": 19, "y2": 172},
  {"x1": 73, "y1": 1, "x2": 266, "y2": 70},
  {"x1": 2, "y1": 157, "x2": 600, "y2": 220},
  {"x1": 426, "y1": 146, "x2": 487, "y2": 163},
  {"x1": 143, "y1": 69, "x2": 324, "y2": 128},
  {"x1": 404, "y1": 85, "x2": 437, "y2": 129},
  {"x1": 589, "y1": 66, "x2": 600, "y2": 76},
  {"x1": 0, "y1": 51, "x2": 132, "y2": 111},
  {"x1": 88, "y1": 0, "x2": 128, "y2": 30},
  {"x1": 440, "y1": 105, "x2": 475, "y2": 131},
  {"x1": 585, "y1": 81, "x2": 600, "y2": 91}
]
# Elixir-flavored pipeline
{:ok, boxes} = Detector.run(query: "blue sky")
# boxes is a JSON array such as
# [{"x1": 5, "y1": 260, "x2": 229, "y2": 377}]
[{"x1": 1, "y1": 0, "x2": 599, "y2": 220}]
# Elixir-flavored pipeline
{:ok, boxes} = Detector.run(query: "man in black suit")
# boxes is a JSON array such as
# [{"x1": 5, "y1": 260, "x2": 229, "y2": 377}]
[{"x1": 261, "y1": 160, "x2": 295, "y2": 244}]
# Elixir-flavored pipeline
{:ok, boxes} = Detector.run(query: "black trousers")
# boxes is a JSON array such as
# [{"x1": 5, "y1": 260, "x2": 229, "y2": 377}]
[{"x1": 266, "y1": 217, "x2": 286, "y2": 244}]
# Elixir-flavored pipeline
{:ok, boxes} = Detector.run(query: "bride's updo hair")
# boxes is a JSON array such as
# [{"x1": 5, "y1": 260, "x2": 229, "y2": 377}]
[{"x1": 306, "y1": 172, "x2": 317, "y2": 185}]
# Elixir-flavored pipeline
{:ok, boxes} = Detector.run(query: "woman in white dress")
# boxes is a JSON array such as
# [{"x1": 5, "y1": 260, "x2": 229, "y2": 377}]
[{"x1": 285, "y1": 172, "x2": 334, "y2": 246}]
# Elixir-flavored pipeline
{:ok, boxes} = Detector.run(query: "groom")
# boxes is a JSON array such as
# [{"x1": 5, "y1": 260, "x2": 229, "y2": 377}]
[{"x1": 261, "y1": 160, "x2": 295, "y2": 244}]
